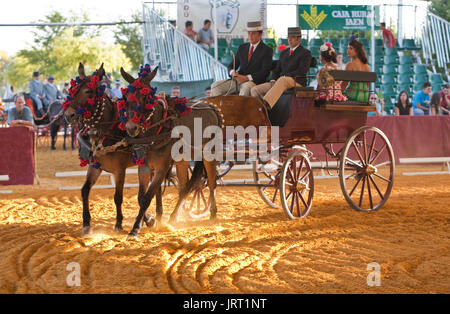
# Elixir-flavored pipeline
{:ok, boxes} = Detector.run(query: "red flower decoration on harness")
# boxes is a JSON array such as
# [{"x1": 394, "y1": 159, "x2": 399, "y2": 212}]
[
  {"x1": 132, "y1": 80, "x2": 145, "y2": 89},
  {"x1": 131, "y1": 112, "x2": 142, "y2": 124},
  {"x1": 79, "y1": 156, "x2": 88, "y2": 167},
  {"x1": 140, "y1": 87, "x2": 151, "y2": 95},
  {"x1": 83, "y1": 110, "x2": 92, "y2": 119},
  {"x1": 117, "y1": 100, "x2": 126, "y2": 110},
  {"x1": 87, "y1": 98, "x2": 95, "y2": 106},
  {"x1": 128, "y1": 93, "x2": 138, "y2": 103}
]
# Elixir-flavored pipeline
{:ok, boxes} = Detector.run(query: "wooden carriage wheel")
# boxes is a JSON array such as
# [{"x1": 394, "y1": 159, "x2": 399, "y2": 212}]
[
  {"x1": 183, "y1": 165, "x2": 210, "y2": 219},
  {"x1": 279, "y1": 149, "x2": 314, "y2": 219},
  {"x1": 253, "y1": 159, "x2": 282, "y2": 208},
  {"x1": 339, "y1": 126, "x2": 395, "y2": 212}
]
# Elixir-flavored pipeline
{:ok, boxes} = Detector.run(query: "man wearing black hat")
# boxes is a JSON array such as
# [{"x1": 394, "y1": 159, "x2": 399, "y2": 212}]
[
  {"x1": 44, "y1": 75, "x2": 63, "y2": 106},
  {"x1": 251, "y1": 27, "x2": 311, "y2": 109},
  {"x1": 210, "y1": 21, "x2": 273, "y2": 97},
  {"x1": 29, "y1": 72, "x2": 48, "y2": 114}
]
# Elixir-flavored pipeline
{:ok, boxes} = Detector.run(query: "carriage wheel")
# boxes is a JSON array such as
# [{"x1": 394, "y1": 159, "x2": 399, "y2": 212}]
[
  {"x1": 339, "y1": 126, "x2": 395, "y2": 212},
  {"x1": 184, "y1": 165, "x2": 210, "y2": 219},
  {"x1": 217, "y1": 161, "x2": 234, "y2": 180},
  {"x1": 253, "y1": 159, "x2": 282, "y2": 208},
  {"x1": 279, "y1": 149, "x2": 314, "y2": 219}
]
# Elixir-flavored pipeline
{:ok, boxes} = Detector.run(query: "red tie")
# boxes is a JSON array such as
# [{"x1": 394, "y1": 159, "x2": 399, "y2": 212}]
[
  {"x1": 289, "y1": 49, "x2": 293, "y2": 56},
  {"x1": 248, "y1": 45, "x2": 254, "y2": 61}
]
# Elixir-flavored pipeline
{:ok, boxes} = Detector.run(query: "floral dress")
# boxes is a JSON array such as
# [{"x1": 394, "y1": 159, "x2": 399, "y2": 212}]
[{"x1": 318, "y1": 63, "x2": 347, "y2": 102}]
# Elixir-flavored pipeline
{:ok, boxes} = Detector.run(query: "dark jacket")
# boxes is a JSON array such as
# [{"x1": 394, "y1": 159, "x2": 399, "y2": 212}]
[
  {"x1": 273, "y1": 45, "x2": 312, "y2": 86},
  {"x1": 227, "y1": 42, "x2": 273, "y2": 85}
]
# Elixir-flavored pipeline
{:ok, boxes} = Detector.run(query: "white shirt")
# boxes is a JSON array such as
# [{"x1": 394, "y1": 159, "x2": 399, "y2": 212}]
[{"x1": 230, "y1": 40, "x2": 261, "y2": 82}]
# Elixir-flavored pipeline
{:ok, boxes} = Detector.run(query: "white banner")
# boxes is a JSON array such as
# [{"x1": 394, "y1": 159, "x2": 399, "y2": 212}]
[{"x1": 178, "y1": 0, "x2": 267, "y2": 37}]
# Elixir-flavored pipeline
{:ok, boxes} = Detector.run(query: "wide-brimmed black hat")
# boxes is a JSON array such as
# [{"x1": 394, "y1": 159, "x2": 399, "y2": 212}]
[{"x1": 33, "y1": 71, "x2": 40, "y2": 77}]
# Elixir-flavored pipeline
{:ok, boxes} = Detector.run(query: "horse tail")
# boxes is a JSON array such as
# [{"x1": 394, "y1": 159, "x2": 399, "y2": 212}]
[{"x1": 185, "y1": 161, "x2": 205, "y2": 194}]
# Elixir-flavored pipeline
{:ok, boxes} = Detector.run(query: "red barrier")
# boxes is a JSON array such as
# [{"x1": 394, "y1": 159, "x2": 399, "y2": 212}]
[
  {"x1": 307, "y1": 116, "x2": 450, "y2": 161},
  {"x1": 0, "y1": 127, "x2": 35, "y2": 185}
]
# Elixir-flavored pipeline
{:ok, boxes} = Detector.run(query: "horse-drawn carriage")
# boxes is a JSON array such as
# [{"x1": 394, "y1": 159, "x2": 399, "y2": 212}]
[
  {"x1": 184, "y1": 69, "x2": 395, "y2": 220},
  {"x1": 64, "y1": 63, "x2": 394, "y2": 237}
]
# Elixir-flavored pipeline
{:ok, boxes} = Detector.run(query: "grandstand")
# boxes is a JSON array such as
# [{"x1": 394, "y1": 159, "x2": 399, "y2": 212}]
[{"x1": 143, "y1": 3, "x2": 449, "y2": 109}]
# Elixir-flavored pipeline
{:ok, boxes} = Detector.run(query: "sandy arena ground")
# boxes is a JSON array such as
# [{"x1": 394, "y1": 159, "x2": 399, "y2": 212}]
[{"x1": 0, "y1": 138, "x2": 449, "y2": 294}]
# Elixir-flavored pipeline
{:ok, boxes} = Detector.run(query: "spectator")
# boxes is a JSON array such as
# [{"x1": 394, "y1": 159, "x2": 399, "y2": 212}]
[
  {"x1": 62, "y1": 82, "x2": 70, "y2": 98},
  {"x1": 8, "y1": 95, "x2": 34, "y2": 131},
  {"x1": 170, "y1": 86, "x2": 181, "y2": 97},
  {"x1": 439, "y1": 83, "x2": 450, "y2": 115},
  {"x1": 379, "y1": 22, "x2": 396, "y2": 48},
  {"x1": 29, "y1": 71, "x2": 48, "y2": 114},
  {"x1": 430, "y1": 92, "x2": 441, "y2": 116},
  {"x1": 211, "y1": 21, "x2": 272, "y2": 97},
  {"x1": 184, "y1": 20, "x2": 198, "y2": 41},
  {"x1": 2, "y1": 85, "x2": 16, "y2": 111},
  {"x1": 198, "y1": 19, "x2": 214, "y2": 50},
  {"x1": 368, "y1": 93, "x2": 386, "y2": 116},
  {"x1": 395, "y1": 91, "x2": 413, "y2": 116},
  {"x1": 110, "y1": 80, "x2": 123, "y2": 101},
  {"x1": 412, "y1": 82, "x2": 432, "y2": 115},
  {"x1": 336, "y1": 53, "x2": 346, "y2": 70},
  {"x1": 342, "y1": 40, "x2": 370, "y2": 103},
  {"x1": 205, "y1": 87, "x2": 211, "y2": 97},
  {"x1": 44, "y1": 75, "x2": 63, "y2": 105}
]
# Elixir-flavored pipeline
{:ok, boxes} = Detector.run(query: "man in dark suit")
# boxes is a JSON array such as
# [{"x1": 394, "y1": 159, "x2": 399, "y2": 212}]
[
  {"x1": 210, "y1": 21, "x2": 273, "y2": 97},
  {"x1": 251, "y1": 27, "x2": 312, "y2": 108}
]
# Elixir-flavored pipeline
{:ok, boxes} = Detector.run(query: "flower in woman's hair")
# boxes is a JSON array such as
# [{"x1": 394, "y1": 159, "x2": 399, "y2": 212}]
[{"x1": 325, "y1": 42, "x2": 332, "y2": 48}]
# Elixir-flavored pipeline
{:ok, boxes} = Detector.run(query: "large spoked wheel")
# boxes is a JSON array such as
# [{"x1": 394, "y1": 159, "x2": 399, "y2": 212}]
[
  {"x1": 339, "y1": 126, "x2": 395, "y2": 212},
  {"x1": 184, "y1": 166, "x2": 210, "y2": 219},
  {"x1": 253, "y1": 159, "x2": 282, "y2": 208},
  {"x1": 279, "y1": 149, "x2": 314, "y2": 219}
]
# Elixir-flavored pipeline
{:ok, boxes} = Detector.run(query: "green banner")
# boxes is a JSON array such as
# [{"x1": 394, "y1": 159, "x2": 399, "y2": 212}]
[{"x1": 298, "y1": 5, "x2": 379, "y2": 30}]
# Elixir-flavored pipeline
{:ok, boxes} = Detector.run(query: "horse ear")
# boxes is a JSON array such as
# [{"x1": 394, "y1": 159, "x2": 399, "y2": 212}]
[
  {"x1": 78, "y1": 63, "x2": 86, "y2": 78},
  {"x1": 141, "y1": 66, "x2": 158, "y2": 85},
  {"x1": 95, "y1": 63, "x2": 105, "y2": 78},
  {"x1": 120, "y1": 67, "x2": 135, "y2": 84}
]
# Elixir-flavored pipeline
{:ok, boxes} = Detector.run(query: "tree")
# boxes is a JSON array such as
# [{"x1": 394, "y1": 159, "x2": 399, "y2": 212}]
[
  {"x1": 113, "y1": 12, "x2": 144, "y2": 73},
  {"x1": 429, "y1": 0, "x2": 450, "y2": 21},
  {"x1": 6, "y1": 28, "x2": 131, "y2": 89}
]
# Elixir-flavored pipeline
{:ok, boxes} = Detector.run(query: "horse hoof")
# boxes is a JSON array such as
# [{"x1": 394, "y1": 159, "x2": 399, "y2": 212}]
[
  {"x1": 82, "y1": 226, "x2": 92, "y2": 236},
  {"x1": 51, "y1": 146, "x2": 56, "y2": 151},
  {"x1": 127, "y1": 233, "x2": 138, "y2": 241},
  {"x1": 114, "y1": 225, "x2": 123, "y2": 232},
  {"x1": 144, "y1": 217, "x2": 157, "y2": 228}
]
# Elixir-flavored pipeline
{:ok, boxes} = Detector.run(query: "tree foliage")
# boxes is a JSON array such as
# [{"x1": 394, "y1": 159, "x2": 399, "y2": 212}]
[
  {"x1": 429, "y1": 0, "x2": 450, "y2": 22},
  {"x1": 113, "y1": 12, "x2": 144, "y2": 73},
  {"x1": 5, "y1": 11, "x2": 131, "y2": 90}
]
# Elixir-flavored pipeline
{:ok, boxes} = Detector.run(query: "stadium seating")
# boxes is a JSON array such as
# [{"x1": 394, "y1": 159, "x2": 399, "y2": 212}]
[{"x1": 400, "y1": 39, "x2": 421, "y2": 51}]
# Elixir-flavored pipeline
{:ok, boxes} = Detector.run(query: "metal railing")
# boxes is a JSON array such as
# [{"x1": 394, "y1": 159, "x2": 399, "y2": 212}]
[
  {"x1": 142, "y1": 3, "x2": 228, "y2": 82},
  {"x1": 421, "y1": 12, "x2": 450, "y2": 73}
]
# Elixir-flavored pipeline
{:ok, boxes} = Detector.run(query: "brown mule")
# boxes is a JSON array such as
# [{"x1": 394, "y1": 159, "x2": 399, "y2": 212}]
[
  {"x1": 120, "y1": 66, "x2": 222, "y2": 238},
  {"x1": 64, "y1": 63, "x2": 162, "y2": 235}
]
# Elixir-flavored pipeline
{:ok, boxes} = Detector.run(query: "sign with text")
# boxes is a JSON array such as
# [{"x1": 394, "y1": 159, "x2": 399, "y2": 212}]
[
  {"x1": 298, "y1": 5, "x2": 379, "y2": 30},
  {"x1": 178, "y1": 0, "x2": 267, "y2": 36}
]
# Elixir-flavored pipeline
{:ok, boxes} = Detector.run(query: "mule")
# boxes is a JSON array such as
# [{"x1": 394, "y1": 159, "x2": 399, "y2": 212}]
[
  {"x1": 120, "y1": 66, "x2": 222, "y2": 238},
  {"x1": 64, "y1": 63, "x2": 162, "y2": 235}
]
